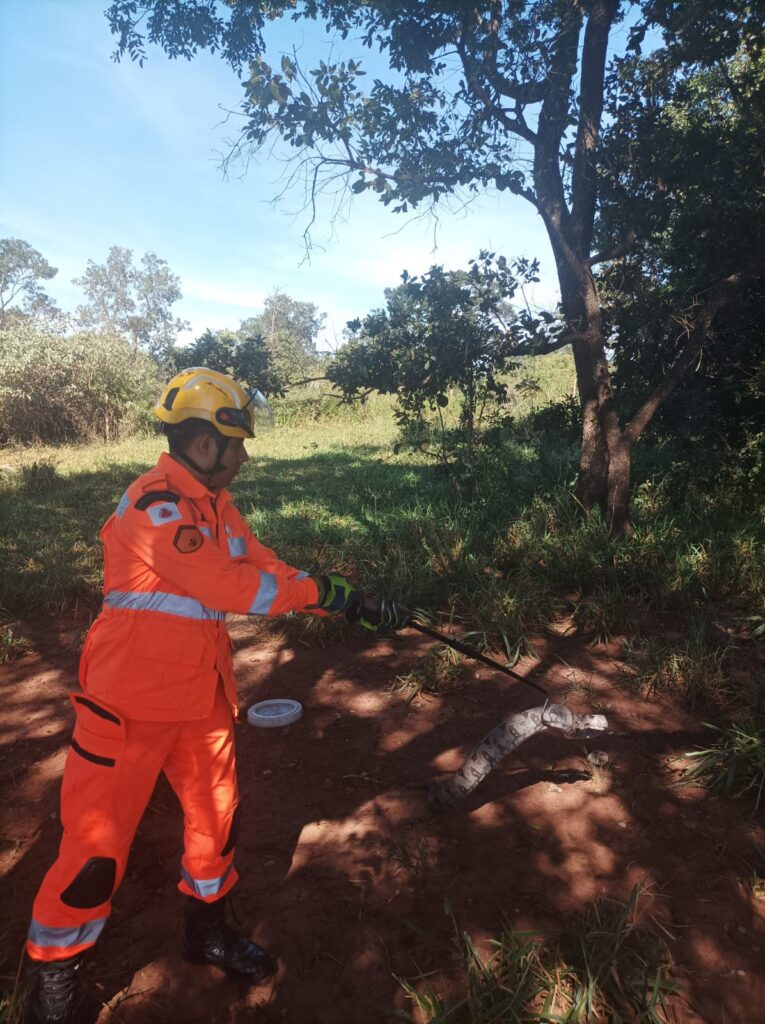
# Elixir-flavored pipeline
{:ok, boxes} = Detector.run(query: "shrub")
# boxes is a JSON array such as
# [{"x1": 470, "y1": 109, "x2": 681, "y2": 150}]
[{"x1": 0, "y1": 322, "x2": 161, "y2": 443}]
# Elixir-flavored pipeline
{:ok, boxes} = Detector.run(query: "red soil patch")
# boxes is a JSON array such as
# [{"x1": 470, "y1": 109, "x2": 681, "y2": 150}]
[{"x1": 1, "y1": 616, "x2": 764, "y2": 1023}]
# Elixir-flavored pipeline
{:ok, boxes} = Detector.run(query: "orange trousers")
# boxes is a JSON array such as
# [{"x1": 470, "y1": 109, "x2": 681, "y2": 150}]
[{"x1": 27, "y1": 685, "x2": 239, "y2": 962}]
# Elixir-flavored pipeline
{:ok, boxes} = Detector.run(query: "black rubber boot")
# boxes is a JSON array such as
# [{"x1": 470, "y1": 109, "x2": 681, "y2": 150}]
[
  {"x1": 24, "y1": 955, "x2": 82, "y2": 1024},
  {"x1": 182, "y1": 897, "x2": 276, "y2": 984}
]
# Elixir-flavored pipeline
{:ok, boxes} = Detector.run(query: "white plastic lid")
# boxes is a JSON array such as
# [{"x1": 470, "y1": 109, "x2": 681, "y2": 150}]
[{"x1": 247, "y1": 699, "x2": 303, "y2": 728}]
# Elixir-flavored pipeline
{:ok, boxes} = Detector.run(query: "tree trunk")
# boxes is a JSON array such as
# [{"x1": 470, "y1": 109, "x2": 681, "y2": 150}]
[
  {"x1": 574, "y1": 348, "x2": 610, "y2": 510},
  {"x1": 605, "y1": 438, "x2": 633, "y2": 537},
  {"x1": 555, "y1": 263, "x2": 612, "y2": 512},
  {"x1": 529, "y1": 0, "x2": 621, "y2": 522}
]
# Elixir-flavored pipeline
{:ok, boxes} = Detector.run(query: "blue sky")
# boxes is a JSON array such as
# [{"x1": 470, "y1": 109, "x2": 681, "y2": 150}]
[{"x1": 1, "y1": 0, "x2": 560, "y2": 349}]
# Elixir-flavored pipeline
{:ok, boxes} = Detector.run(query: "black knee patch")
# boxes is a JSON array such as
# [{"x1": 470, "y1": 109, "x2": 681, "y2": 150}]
[
  {"x1": 61, "y1": 857, "x2": 116, "y2": 909},
  {"x1": 221, "y1": 805, "x2": 240, "y2": 857}
]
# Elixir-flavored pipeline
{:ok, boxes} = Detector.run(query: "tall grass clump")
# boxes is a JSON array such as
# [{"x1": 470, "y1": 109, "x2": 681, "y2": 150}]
[
  {"x1": 621, "y1": 623, "x2": 744, "y2": 710},
  {"x1": 0, "y1": 322, "x2": 160, "y2": 443},
  {"x1": 682, "y1": 718, "x2": 765, "y2": 809},
  {"x1": 0, "y1": 624, "x2": 29, "y2": 663},
  {"x1": 395, "y1": 886, "x2": 674, "y2": 1023}
]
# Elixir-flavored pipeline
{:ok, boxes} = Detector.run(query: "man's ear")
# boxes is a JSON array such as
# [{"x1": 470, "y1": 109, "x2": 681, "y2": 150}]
[
  {"x1": 187, "y1": 430, "x2": 216, "y2": 467},
  {"x1": 198, "y1": 432, "x2": 216, "y2": 458}
]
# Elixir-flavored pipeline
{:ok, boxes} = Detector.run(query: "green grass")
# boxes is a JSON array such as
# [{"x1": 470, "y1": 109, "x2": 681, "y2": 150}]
[
  {"x1": 393, "y1": 645, "x2": 469, "y2": 704},
  {"x1": 1, "y1": 388, "x2": 763, "y2": 719},
  {"x1": 620, "y1": 623, "x2": 739, "y2": 709},
  {"x1": 395, "y1": 885, "x2": 675, "y2": 1023},
  {"x1": 0, "y1": 624, "x2": 29, "y2": 663},
  {"x1": 681, "y1": 718, "x2": 765, "y2": 809},
  {"x1": 0, "y1": 437, "x2": 161, "y2": 616}
]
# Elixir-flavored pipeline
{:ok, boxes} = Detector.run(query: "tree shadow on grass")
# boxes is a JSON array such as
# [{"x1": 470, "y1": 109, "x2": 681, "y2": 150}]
[
  {"x1": 0, "y1": 446, "x2": 440, "y2": 627},
  {"x1": 0, "y1": 461, "x2": 152, "y2": 626}
]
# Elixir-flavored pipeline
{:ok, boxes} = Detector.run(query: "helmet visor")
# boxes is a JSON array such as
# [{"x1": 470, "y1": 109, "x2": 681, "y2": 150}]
[
  {"x1": 215, "y1": 389, "x2": 273, "y2": 436},
  {"x1": 250, "y1": 389, "x2": 274, "y2": 431}
]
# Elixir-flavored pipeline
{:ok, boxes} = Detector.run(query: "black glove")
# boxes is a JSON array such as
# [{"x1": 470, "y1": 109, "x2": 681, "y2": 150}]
[{"x1": 346, "y1": 594, "x2": 410, "y2": 632}]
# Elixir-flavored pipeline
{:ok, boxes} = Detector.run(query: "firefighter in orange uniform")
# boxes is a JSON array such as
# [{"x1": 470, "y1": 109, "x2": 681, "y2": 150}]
[{"x1": 24, "y1": 368, "x2": 408, "y2": 1024}]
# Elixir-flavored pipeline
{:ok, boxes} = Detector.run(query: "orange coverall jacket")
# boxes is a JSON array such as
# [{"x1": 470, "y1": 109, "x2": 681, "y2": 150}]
[{"x1": 79, "y1": 452, "x2": 320, "y2": 721}]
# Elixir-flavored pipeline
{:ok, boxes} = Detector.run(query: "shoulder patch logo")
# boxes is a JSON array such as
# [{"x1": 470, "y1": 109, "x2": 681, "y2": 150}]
[
  {"x1": 173, "y1": 525, "x2": 204, "y2": 554},
  {"x1": 146, "y1": 501, "x2": 183, "y2": 527}
]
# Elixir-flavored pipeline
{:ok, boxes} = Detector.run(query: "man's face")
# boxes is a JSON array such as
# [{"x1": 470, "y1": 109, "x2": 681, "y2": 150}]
[{"x1": 208, "y1": 437, "x2": 250, "y2": 489}]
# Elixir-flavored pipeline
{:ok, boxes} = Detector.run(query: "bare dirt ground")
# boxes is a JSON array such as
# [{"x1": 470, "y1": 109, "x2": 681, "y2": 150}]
[{"x1": 2, "y1": 616, "x2": 764, "y2": 1024}]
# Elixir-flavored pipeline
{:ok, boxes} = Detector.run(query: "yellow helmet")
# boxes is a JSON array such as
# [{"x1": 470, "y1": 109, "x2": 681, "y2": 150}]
[{"x1": 154, "y1": 367, "x2": 271, "y2": 438}]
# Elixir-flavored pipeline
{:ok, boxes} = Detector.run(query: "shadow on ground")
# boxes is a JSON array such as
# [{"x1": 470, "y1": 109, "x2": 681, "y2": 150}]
[{"x1": 2, "y1": 617, "x2": 764, "y2": 1023}]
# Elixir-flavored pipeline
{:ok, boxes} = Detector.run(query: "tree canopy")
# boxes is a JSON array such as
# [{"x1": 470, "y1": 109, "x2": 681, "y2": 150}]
[
  {"x1": 0, "y1": 238, "x2": 59, "y2": 328},
  {"x1": 240, "y1": 289, "x2": 325, "y2": 385},
  {"x1": 329, "y1": 253, "x2": 544, "y2": 455},
  {"x1": 74, "y1": 245, "x2": 189, "y2": 361},
  {"x1": 176, "y1": 289, "x2": 326, "y2": 396},
  {"x1": 106, "y1": 1, "x2": 765, "y2": 531},
  {"x1": 596, "y1": 31, "x2": 765, "y2": 445},
  {"x1": 173, "y1": 326, "x2": 284, "y2": 397}
]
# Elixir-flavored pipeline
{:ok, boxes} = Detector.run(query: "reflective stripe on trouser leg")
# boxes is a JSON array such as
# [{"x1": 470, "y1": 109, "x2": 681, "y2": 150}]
[
  {"x1": 164, "y1": 685, "x2": 239, "y2": 903},
  {"x1": 27, "y1": 917, "x2": 108, "y2": 961},
  {"x1": 180, "y1": 863, "x2": 234, "y2": 898},
  {"x1": 27, "y1": 707, "x2": 181, "y2": 962}
]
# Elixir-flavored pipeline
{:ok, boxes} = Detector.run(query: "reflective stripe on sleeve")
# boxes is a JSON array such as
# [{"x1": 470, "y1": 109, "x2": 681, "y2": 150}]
[
  {"x1": 248, "y1": 573, "x2": 278, "y2": 615},
  {"x1": 181, "y1": 865, "x2": 232, "y2": 899},
  {"x1": 28, "y1": 916, "x2": 107, "y2": 951},
  {"x1": 199, "y1": 526, "x2": 213, "y2": 539},
  {"x1": 115, "y1": 492, "x2": 131, "y2": 518},
  {"x1": 104, "y1": 590, "x2": 225, "y2": 621},
  {"x1": 227, "y1": 536, "x2": 247, "y2": 558},
  {"x1": 294, "y1": 571, "x2": 308, "y2": 579}
]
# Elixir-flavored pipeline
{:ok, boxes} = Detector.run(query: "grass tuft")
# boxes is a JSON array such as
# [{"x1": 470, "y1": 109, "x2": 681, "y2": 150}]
[
  {"x1": 18, "y1": 460, "x2": 60, "y2": 493},
  {"x1": 0, "y1": 624, "x2": 29, "y2": 663},
  {"x1": 395, "y1": 885, "x2": 674, "y2": 1023},
  {"x1": 681, "y1": 718, "x2": 765, "y2": 809},
  {"x1": 393, "y1": 645, "x2": 468, "y2": 704},
  {"x1": 620, "y1": 624, "x2": 739, "y2": 709}
]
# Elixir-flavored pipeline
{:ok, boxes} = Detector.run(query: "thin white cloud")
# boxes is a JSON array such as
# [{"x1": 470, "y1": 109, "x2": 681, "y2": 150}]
[
  {"x1": 112, "y1": 59, "x2": 234, "y2": 150},
  {"x1": 182, "y1": 277, "x2": 266, "y2": 309}
]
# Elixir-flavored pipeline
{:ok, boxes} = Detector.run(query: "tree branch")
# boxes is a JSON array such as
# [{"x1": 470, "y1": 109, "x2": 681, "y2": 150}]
[
  {"x1": 455, "y1": 30, "x2": 538, "y2": 145},
  {"x1": 509, "y1": 333, "x2": 581, "y2": 356},
  {"x1": 284, "y1": 375, "x2": 328, "y2": 389},
  {"x1": 537, "y1": 12, "x2": 581, "y2": 150},
  {"x1": 585, "y1": 228, "x2": 638, "y2": 268},
  {"x1": 570, "y1": 0, "x2": 619, "y2": 258},
  {"x1": 624, "y1": 254, "x2": 764, "y2": 447},
  {"x1": 535, "y1": 198, "x2": 593, "y2": 290},
  {"x1": 532, "y1": 11, "x2": 583, "y2": 285},
  {"x1": 480, "y1": 3, "x2": 549, "y2": 105}
]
